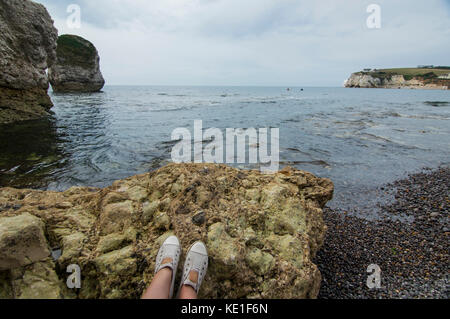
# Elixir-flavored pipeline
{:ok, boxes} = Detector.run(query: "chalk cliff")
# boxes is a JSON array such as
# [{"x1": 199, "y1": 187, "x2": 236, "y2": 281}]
[
  {"x1": 48, "y1": 35, "x2": 105, "y2": 93},
  {"x1": 344, "y1": 71, "x2": 449, "y2": 90}
]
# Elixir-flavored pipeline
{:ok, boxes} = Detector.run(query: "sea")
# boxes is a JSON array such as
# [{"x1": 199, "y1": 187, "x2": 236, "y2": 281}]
[{"x1": 1, "y1": 86, "x2": 449, "y2": 218}]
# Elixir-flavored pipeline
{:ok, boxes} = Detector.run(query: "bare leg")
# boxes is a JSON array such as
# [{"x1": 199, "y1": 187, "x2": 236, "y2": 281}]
[
  {"x1": 178, "y1": 270, "x2": 198, "y2": 299},
  {"x1": 179, "y1": 285, "x2": 198, "y2": 299},
  {"x1": 141, "y1": 267, "x2": 173, "y2": 299}
]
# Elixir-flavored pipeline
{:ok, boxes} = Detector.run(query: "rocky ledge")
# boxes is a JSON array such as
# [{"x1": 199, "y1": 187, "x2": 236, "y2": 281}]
[
  {"x1": 0, "y1": 163, "x2": 333, "y2": 299},
  {"x1": 0, "y1": 0, "x2": 58, "y2": 124},
  {"x1": 49, "y1": 35, "x2": 105, "y2": 93}
]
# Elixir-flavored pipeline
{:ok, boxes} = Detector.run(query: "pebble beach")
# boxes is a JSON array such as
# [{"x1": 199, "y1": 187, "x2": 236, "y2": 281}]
[{"x1": 315, "y1": 167, "x2": 449, "y2": 299}]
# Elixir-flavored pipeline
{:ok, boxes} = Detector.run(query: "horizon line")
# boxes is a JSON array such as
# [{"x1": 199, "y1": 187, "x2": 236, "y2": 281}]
[{"x1": 97, "y1": 84, "x2": 345, "y2": 88}]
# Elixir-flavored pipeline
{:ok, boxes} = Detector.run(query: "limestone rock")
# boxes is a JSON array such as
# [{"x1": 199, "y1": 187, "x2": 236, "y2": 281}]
[
  {"x1": 0, "y1": 0, "x2": 58, "y2": 124},
  {"x1": 153, "y1": 211, "x2": 171, "y2": 230},
  {"x1": 94, "y1": 245, "x2": 136, "y2": 276},
  {"x1": 0, "y1": 213, "x2": 50, "y2": 270},
  {"x1": 100, "y1": 200, "x2": 134, "y2": 235},
  {"x1": 48, "y1": 35, "x2": 105, "y2": 93},
  {"x1": 142, "y1": 201, "x2": 159, "y2": 224},
  {"x1": 207, "y1": 222, "x2": 243, "y2": 278},
  {"x1": 0, "y1": 163, "x2": 333, "y2": 299},
  {"x1": 58, "y1": 232, "x2": 86, "y2": 265},
  {"x1": 245, "y1": 247, "x2": 275, "y2": 275},
  {"x1": 9, "y1": 259, "x2": 72, "y2": 299},
  {"x1": 96, "y1": 227, "x2": 137, "y2": 254},
  {"x1": 344, "y1": 73, "x2": 382, "y2": 88}
]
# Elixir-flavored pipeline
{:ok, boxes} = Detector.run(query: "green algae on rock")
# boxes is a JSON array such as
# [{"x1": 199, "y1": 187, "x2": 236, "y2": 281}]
[
  {"x1": 0, "y1": 163, "x2": 333, "y2": 299},
  {"x1": 56, "y1": 35, "x2": 98, "y2": 69}
]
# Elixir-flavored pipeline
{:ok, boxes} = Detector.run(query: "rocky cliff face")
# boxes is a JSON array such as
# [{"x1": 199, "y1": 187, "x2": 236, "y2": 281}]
[
  {"x1": 0, "y1": 163, "x2": 333, "y2": 299},
  {"x1": 48, "y1": 35, "x2": 105, "y2": 93},
  {"x1": 344, "y1": 72, "x2": 449, "y2": 89},
  {"x1": 0, "y1": 0, "x2": 58, "y2": 124}
]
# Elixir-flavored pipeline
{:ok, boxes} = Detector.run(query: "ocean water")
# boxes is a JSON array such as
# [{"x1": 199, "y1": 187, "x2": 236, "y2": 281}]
[{"x1": 0, "y1": 86, "x2": 449, "y2": 217}]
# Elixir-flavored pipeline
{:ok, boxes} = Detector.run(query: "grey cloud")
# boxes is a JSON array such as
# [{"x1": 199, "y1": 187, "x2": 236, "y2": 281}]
[{"x1": 34, "y1": 0, "x2": 450, "y2": 86}]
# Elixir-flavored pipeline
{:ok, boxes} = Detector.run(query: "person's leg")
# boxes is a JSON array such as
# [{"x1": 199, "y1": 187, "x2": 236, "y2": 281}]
[
  {"x1": 141, "y1": 236, "x2": 181, "y2": 299},
  {"x1": 141, "y1": 266, "x2": 173, "y2": 299},
  {"x1": 178, "y1": 242, "x2": 208, "y2": 299},
  {"x1": 178, "y1": 272, "x2": 199, "y2": 299},
  {"x1": 179, "y1": 285, "x2": 198, "y2": 299}
]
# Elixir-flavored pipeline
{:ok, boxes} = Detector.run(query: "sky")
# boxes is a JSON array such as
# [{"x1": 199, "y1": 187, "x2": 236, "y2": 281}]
[{"x1": 35, "y1": 0, "x2": 450, "y2": 86}]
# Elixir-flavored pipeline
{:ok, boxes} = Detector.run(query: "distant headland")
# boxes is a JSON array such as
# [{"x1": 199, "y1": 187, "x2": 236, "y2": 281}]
[{"x1": 344, "y1": 66, "x2": 450, "y2": 90}]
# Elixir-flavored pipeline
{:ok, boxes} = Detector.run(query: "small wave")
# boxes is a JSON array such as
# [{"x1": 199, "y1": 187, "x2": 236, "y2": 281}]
[
  {"x1": 356, "y1": 133, "x2": 426, "y2": 150},
  {"x1": 261, "y1": 101, "x2": 277, "y2": 104},
  {"x1": 282, "y1": 118, "x2": 300, "y2": 123},
  {"x1": 279, "y1": 160, "x2": 330, "y2": 167},
  {"x1": 154, "y1": 140, "x2": 181, "y2": 153},
  {"x1": 159, "y1": 139, "x2": 181, "y2": 146},
  {"x1": 382, "y1": 111, "x2": 402, "y2": 118},
  {"x1": 405, "y1": 114, "x2": 450, "y2": 120},
  {"x1": 309, "y1": 147, "x2": 331, "y2": 156},
  {"x1": 424, "y1": 101, "x2": 449, "y2": 107},
  {"x1": 151, "y1": 107, "x2": 191, "y2": 112},
  {"x1": 156, "y1": 93, "x2": 189, "y2": 97},
  {"x1": 333, "y1": 119, "x2": 374, "y2": 128},
  {"x1": 358, "y1": 133, "x2": 393, "y2": 143},
  {"x1": 284, "y1": 147, "x2": 311, "y2": 156}
]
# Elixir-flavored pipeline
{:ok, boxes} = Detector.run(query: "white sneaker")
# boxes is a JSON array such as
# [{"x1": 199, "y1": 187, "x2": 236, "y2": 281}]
[
  {"x1": 155, "y1": 235, "x2": 181, "y2": 298},
  {"x1": 179, "y1": 241, "x2": 208, "y2": 295}
]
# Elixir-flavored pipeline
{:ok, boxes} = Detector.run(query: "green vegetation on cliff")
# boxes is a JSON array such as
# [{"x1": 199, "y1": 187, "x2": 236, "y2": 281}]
[
  {"x1": 355, "y1": 67, "x2": 450, "y2": 84},
  {"x1": 378, "y1": 68, "x2": 449, "y2": 76},
  {"x1": 379, "y1": 68, "x2": 449, "y2": 80},
  {"x1": 359, "y1": 67, "x2": 449, "y2": 80},
  {"x1": 56, "y1": 34, "x2": 97, "y2": 68}
]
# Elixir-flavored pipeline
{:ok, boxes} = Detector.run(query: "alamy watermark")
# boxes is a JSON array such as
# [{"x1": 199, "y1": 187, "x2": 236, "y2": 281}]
[
  {"x1": 171, "y1": 120, "x2": 279, "y2": 173},
  {"x1": 366, "y1": 4, "x2": 381, "y2": 29},
  {"x1": 367, "y1": 264, "x2": 382, "y2": 289},
  {"x1": 67, "y1": 4, "x2": 82, "y2": 29},
  {"x1": 66, "y1": 264, "x2": 81, "y2": 289}
]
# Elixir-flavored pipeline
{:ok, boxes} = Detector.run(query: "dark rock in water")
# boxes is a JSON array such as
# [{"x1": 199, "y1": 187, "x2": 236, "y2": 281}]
[
  {"x1": 0, "y1": 0, "x2": 58, "y2": 124},
  {"x1": 49, "y1": 35, "x2": 105, "y2": 93}
]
